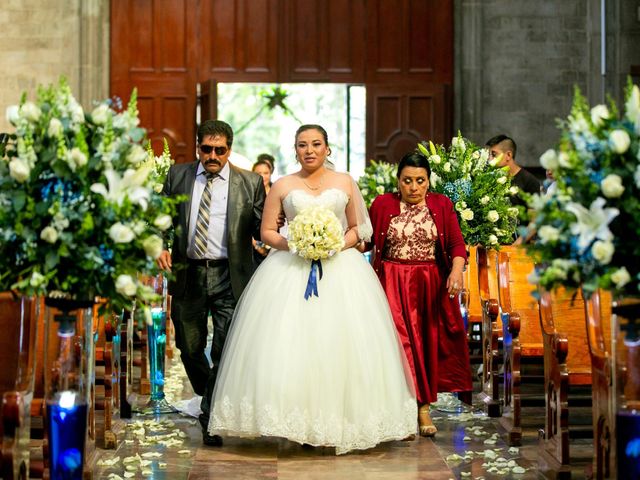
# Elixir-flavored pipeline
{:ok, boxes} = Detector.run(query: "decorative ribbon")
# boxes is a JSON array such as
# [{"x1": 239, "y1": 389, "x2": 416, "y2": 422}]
[{"x1": 304, "y1": 259, "x2": 324, "y2": 300}]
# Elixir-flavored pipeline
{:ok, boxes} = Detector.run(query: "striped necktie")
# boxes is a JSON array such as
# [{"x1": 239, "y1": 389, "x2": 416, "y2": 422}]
[{"x1": 193, "y1": 172, "x2": 215, "y2": 258}]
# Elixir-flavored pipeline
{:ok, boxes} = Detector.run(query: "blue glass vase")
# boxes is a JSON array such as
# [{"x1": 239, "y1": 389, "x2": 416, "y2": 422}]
[
  {"x1": 44, "y1": 297, "x2": 94, "y2": 480},
  {"x1": 136, "y1": 275, "x2": 177, "y2": 415}
]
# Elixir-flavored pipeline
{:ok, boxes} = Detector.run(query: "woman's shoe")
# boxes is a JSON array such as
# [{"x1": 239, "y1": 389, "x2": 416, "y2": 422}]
[{"x1": 418, "y1": 405, "x2": 437, "y2": 437}]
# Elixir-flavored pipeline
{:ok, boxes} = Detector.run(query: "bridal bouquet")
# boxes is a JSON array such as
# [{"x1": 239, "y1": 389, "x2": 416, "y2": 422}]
[
  {"x1": 525, "y1": 82, "x2": 640, "y2": 298},
  {"x1": 288, "y1": 206, "x2": 345, "y2": 299},
  {"x1": 0, "y1": 78, "x2": 182, "y2": 314},
  {"x1": 419, "y1": 134, "x2": 519, "y2": 247}
]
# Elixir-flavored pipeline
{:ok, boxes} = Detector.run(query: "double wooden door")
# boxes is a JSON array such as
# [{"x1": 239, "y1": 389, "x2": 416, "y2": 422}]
[{"x1": 110, "y1": 0, "x2": 453, "y2": 164}]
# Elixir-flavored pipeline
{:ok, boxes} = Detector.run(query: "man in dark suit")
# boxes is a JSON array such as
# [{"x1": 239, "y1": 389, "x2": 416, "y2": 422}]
[{"x1": 157, "y1": 120, "x2": 265, "y2": 445}]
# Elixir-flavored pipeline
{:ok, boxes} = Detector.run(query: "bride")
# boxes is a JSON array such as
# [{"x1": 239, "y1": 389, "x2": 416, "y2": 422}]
[{"x1": 208, "y1": 124, "x2": 417, "y2": 454}]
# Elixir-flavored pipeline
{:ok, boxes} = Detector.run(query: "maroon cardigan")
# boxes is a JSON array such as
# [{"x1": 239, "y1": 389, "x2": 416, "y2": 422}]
[{"x1": 368, "y1": 192, "x2": 467, "y2": 275}]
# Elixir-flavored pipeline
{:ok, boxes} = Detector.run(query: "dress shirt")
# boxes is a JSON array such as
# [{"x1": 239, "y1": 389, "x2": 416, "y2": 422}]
[{"x1": 187, "y1": 161, "x2": 230, "y2": 259}]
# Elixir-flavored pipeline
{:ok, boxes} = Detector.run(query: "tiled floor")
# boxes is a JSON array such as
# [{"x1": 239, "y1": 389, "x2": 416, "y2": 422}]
[{"x1": 87, "y1": 359, "x2": 594, "y2": 479}]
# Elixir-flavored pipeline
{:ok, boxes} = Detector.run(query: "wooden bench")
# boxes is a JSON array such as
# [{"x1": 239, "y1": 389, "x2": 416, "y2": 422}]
[
  {"x1": 476, "y1": 246, "x2": 502, "y2": 417},
  {"x1": 497, "y1": 246, "x2": 542, "y2": 445},
  {"x1": 538, "y1": 287, "x2": 595, "y2": 478},
  {"x1": 0, "y1": 294, "x2": 39, "y2": 480},
  {"x1": 462, "y1": 245, "x2": 483, "y2": 370},
  {"x1": 584, "y1": 289, "x2": 614, "y2": 480}
]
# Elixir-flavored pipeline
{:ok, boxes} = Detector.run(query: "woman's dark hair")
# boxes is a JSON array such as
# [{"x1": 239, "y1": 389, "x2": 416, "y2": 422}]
[
  {"x1": 255, "y1": 153, "x2": 275, "y2": 172},
  {"x1": 295, "y1": 124, "x2": 329, "y2": 146},
  {"x1": 253, "y1": 158, "x2": 274, "y2": 173},
  {"x1": 397, "y1": 151, "x2": 431, "y2": 179}
]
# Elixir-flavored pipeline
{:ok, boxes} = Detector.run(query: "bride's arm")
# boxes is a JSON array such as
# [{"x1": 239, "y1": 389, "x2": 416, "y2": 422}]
[
  {"x1": 343, "y1": 176, "x2": 363, "y2": 250},
  {"x1": 260, "y1": 180, "x2": 289, "y2": 251}
]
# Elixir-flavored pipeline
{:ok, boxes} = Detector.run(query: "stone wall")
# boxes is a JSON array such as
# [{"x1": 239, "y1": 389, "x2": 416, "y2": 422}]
[
  {"x1": 0, "y1": 0, "x2": 109, "y2": 133},
  {"x1": 455, "y1": 0, "x2": 640, "y2": 169}
]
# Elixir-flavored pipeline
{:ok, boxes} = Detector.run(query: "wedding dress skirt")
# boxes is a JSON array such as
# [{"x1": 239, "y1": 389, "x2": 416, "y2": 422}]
[{"x1": 209, "y1": 189, "x2": 417, "y2": 454}]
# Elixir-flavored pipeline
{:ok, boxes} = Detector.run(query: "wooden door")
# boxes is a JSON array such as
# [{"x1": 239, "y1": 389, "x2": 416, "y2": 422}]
[
  {"x1": 366, "y1": 83, "x2": 451, "y2": 163},
  {"x1": 110, "y1": 0, "x2": 198, "y2": 164}
]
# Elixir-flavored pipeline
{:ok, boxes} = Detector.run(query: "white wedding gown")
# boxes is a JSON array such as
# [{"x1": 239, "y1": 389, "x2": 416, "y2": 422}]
[{"x1": 208, "y1": 188, "x2": 417, "y2": 454}]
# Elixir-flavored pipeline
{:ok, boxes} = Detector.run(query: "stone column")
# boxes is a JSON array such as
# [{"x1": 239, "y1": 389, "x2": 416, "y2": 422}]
[{"x1": 79, "y1": 0, "x2": 110, "y2": 109}]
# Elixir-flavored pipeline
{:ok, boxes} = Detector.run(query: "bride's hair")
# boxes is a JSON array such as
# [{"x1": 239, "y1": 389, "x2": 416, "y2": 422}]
[{"x1": 295, "y1": 124, "x2": 329, "y2": 147}]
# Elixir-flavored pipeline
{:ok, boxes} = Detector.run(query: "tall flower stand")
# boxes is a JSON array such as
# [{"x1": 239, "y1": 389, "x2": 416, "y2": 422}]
[
  {"x1": 613, "y1": 297, "x2": 640, "y2": 479},
  {"x1": 135, "y1": 275, "x2": 177, "y2": 415},
  {"x1": 43, "y1": 298, "x2": 94, "y2": 480}
]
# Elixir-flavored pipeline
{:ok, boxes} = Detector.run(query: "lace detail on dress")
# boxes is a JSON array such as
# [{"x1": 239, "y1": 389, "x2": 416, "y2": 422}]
[
  {"x1": 384, "y1": 203, "x2": 438, "y2": 261},
  {"x1": 210, "y1": 396, "x2": 417, "y2": 455}
]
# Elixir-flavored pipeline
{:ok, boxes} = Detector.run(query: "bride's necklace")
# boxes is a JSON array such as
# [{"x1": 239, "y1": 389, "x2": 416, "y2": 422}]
[{"x1": 302, "y1": 174, "x2": 325, "y2": 191}]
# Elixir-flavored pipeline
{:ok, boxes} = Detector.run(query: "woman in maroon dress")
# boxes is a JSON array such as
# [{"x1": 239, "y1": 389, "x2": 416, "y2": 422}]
[{"x1": 368, "y1": 151, "x2": 472, "y2": 437}]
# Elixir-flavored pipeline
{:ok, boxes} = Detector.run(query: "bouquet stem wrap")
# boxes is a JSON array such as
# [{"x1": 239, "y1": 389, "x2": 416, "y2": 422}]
[{"x1": 304, "y1": 259, "x2": 324, "y2": 300}]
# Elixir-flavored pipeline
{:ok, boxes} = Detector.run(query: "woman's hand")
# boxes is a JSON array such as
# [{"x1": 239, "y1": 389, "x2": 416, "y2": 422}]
[{"x1": 446, "y1": 256, "x2": 465, "y2": 298}]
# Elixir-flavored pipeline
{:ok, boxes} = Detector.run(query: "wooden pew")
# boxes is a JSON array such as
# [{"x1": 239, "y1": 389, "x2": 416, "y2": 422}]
[
  {"x1": 497, "y1": 246, "x2": 542, "y2": 445},
  {"x1": 538, "y1": 287, "x2": 595, "y2": 478},
  {"x1": 584, "y1": 290, "x2": 614, "y2": 480},
  {"x1": 462, "y1": 245, "x2": 483, "y2": 370},
  {"x1": 93, "y1": 305, "x2": 118, "y2": 449},
  {"x1": 0, "y1": 294, "x2": 39, "y2": 480},
  {"x1": 477, "y1": 246, "x2": 502, "y2": 417}
]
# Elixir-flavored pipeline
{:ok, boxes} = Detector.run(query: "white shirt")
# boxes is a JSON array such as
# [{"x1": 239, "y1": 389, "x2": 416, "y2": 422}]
[{"x1": 187, "y1": 161, "x2": 230, "y2": 259}]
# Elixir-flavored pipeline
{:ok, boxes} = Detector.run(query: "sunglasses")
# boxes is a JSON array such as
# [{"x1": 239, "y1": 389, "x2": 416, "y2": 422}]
[{"x1": 199, "y1": 144, "x2": 228, "y2": 155}]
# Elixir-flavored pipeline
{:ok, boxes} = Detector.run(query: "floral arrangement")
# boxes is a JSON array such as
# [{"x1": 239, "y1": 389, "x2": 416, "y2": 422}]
[
  {"x1": 357, "y1": 160, "x2": 398, "y2": 207},
  {"x1": 524, "y1": 82, "x2": 640, "y2": 298},
  {"x1": 418, "y1": 135, "x2": 519, "y2": 247},
  {"x1": 288, "y1": 206, "x2": 345, "y2": 260},
  {"x1": 0, "y1": 78, "x2": 182, "y2": 314}
]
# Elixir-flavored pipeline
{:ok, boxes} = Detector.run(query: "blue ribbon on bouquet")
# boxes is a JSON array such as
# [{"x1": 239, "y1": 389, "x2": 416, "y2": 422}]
[{"x1": 304, "y1": 259, "x2": 324, "y2": 300}]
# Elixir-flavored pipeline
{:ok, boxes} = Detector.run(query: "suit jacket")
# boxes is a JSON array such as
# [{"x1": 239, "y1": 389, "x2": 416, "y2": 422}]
[
  {"x1": 163, "y1": 161, "x2": 265, "y2": 300},
  {"x1": 368, "y1": 192, "x2": 467, "y2": 275}
]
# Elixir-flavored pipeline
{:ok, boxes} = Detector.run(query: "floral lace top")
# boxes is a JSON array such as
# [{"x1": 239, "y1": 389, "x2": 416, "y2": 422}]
[{"x1": 384, "y1": 202, "x2": 438, "y2": 261}]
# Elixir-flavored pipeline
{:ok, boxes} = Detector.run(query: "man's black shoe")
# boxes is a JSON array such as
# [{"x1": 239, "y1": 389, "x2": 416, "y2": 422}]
[{"x1": 203, "y1": 432, "x2": 223, "y2": 447}]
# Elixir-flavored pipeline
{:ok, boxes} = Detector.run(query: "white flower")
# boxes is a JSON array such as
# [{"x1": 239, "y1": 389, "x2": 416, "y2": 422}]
[
  {"x1": 142, "y1": 235, "x2": 163, "y2": 259},
  {"x1": 452, "y1": 136, "x2": 466, "y2": 153},
  {"x1": 91, "y1": 103, "x2": 111, "y2": 125},
  {"x1": 5, "y1": 105, "x2": 19, "y2": 125},
  {"x1": 479, "y1": 195, "x2": 490, "y2": 205},
  {"x1": 611, "y1": 267, "x2": 631, "y2": 288},
  {"x1": 569, "y1": 114, "x2": 589, "y2": 134},
  {"x1": 635, "y1": 164, "x2": 640, "y2": 189},
  {"x1": 19, "y1": 102, "x2": 41, "y2": 123},
  {"x1": 66, "y1": 147, "x2": 88, "y2": 171},
  {"x1": 131, "y1": 220, "x2": 146, "y2": 235},
  {"x1": 288, "y1": 206, "x2": 345, "y2": 261},
  {"x1": 109, "y1": 222, "x2": 135, "y2": 243},
  {"x1": 127, "y1": 145, "x2": 147, "y2": 165},
  {"x1": 625, "y1": 85, "x2": 640, "y2": 134},
  {"x1": 90, "y1": 167, "x2": 152, "y2": 210},
  {"x1": 29, "y1": 271, "x2": 46, "y2": 288},
  {"x1": 539, "y1": 149, "x2": 559, "y2": 170},
  {"x1": 115, "y1": 274, "x2": 137, "y2": 296},
  {"x1": 443, "y1": 162, "x2": 451, "y2": 173},
  {"x1": 538, "y1": 225, "x2": 560, "y2": 244},
  {"x1": 558, "y1": 152, "x2": 571, "y2": 168},
  {"x1": 40, "y1": 226, "x2": 58, "y2": 244},
  {"x1": 376, "y1": 185, "x2": 385, "y2": 194},
  {"x1": 455, "y1": 201, "x2": 467, "y2": 211},
  {"x1": 509, "y1": 186, "x2": 519, "y2": 195},
  {"x1": 508, "y1": 207, "x2": 520, "y2": 217},
  {"x1": 590, "y1": 104, "x2": 610, "y2": 126},
  {"x1": 52, "y1": 212, "x2": 69, "y2": 231},
  {"x1": 591, "y1": 240, "x2": 614, "y2": 265},
  {"x1": 609, "y1": 129, "x2": 631, "y2": 154},
  {"x1": 566, "y1": 197, "x2": 619, "y2": 253},
  {"x1": 9, "y1": 158, "x2": 30, "y2": 183},
  {"x1": 47, "y1": 118, "x2": 63, "y2": 138},
  {"x1": 497, "y1": 175, "x2": 507, "y2": 184},
  {"x1": 488, "y1": 234, "x2": 498, "y2": 245},
  {"x1": 153, "y1": 214, "x2": 172, "y2": 231},
  {"x1": 430, "y1": 172, "x2": 441, "y2": 188},
  {"x1": 429, "y1": 154, "x2": 441, "y2": 164},
  {"x1": 487, "y1": 210, "x2": 500, "y2": 223},
  {"x1": 601, "y1": 174, "x2": 625, "y2": 198},
  {"x1": 460, "y1": 208, "x2": 474, "y2": 221}
]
